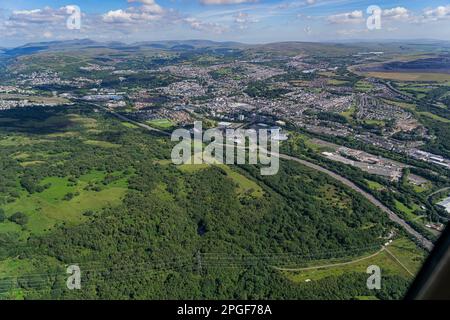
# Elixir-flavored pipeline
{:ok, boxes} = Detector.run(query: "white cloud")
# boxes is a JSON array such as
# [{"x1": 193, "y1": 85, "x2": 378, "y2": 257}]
[
  {"x1": 43, "y1": 31, "x2": 53, "y2": 38},
  {"x1": 200, "y1": 0, "x2": 257, "y2": 5},
  {"x1": 328, "y1": 7, "x2": 411, "y2": 25},
  {"x1": 128, "y1": 0, "x2": 164, "y2": 14},
  {"x1": 2, "y1": 1, "x2": 450, "y2": 46},
  {"x1": 423, "y1": 5, "x2": 450, "y2": 21},
  {"x1": 327, "y1": 10, "x2": 364, "y2": 24},
  {"x1": 234, "y1": 12, "x2": 249, "y2": 23},
  {"x1": 9, "y1": 7, "x2": 68, "y2": 25},
  {"x1": 184, "y1": 17, "x2": 228, "y2": 33},
  {"x1": 382, "y1": 7, "x2": 410, "y2": 20},
  {"x1": 102, "y1": 9, "x2": 164, "y2": 23},
  {"x1": 233, "y1": 12, "x2": 258, "y2": 29},
  {"x1": 102, "y1": 0, "x2": 165, "y2": 23},
  {"x1": 102, "y1": 10, "x2": 133, "y2": 23},
  {"x1": 0, "y1": 6, "x2": 87, "y2": 43},
  {"x1": 102, "y1": 0, "x2": 234, "y2": 34}
]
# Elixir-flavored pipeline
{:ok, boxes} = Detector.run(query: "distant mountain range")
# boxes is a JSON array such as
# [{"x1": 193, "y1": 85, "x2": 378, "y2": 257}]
[
  {"x1": 2, "y1": 38, "x2": 450, "y2": 57},
  {"x1": 1, "y1": 39, "x2": 249, "y2": 56}
]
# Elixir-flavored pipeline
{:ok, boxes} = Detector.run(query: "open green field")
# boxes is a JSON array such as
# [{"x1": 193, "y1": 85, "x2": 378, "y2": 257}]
[
  {"x1": 0, "y1": 135, "x2": 51, "y2": 147},
  {"x1": 411, "y1": 182, "x2": 432, "y2": 194},
  {"x1": 147, "y1": 118, "x2": 174, "y2": 129},
  {"x1": 280, "y1": 238, "x2": 425, "y2": 283},
  {"x1": 340, "y1": 105, "x2": 357, "y2": 122},
  {"x1": 381, "y1": 99, "x2": 416, "y2": 111},
  {"x1": 365, "y1": 179, "x2": 385, "y2": 191},
  {"x1": 363, "y1": 119, "x2": 385, "y2": 126},
  {"x1": 221, "y1": 165, "x2": 264, "y2": 198},
  {"x1": 355, "y1": 296, "x2": 379, "y2": 300},
  {"x1": 394, "y1": 200, "x2": 425, "y2": 224},
  {"x1": 418, "y1": 112, "x2": 450, "y2": 123},
  {"x1": 0, "y1": 170, "x2": 129, "y2": 238},
  {"x1": 11, "y1": 150, "x2": 71, "y2": 168},
  {"x1": 381, "y1": 98, "x2": 450, "y2": 123},
  {"x1": 286, "y1": 132, "x2": 336, "y2": 153},
  {"x1": 354, "y1": 80, "x2": 374, "y2": 92},
  {"x1": 121, "y1": 121, "x2": 139, "y2": 129},
  {"x1": 176, "y1": 152, "x2": 264, "y2": 198},
  {"x1": 179, "y1": 162, "x2": 264, "y2": 198},
  {"x1": 83, "y1": 140, "x2": 121, "y2": 148},
  {"x1": 328, "y1": 79, "x2": 349, "y2": 86},
  {"x1": 20, "y1": 161, "x2": 46, "y2": 167}
]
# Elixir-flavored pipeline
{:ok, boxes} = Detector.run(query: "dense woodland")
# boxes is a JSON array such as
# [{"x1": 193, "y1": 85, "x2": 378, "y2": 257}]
[
  {"x1": 0, "y1": 106, "x2": 411, "y2": 299},
  {"x1": 282, "y1": 132, "x2": 449, "y2": 242}
]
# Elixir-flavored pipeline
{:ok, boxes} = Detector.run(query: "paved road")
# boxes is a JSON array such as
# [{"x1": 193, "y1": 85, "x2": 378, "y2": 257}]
[
  {"x1": 384, "y1": 81, "x2": 419, "y2": 103},
  {"x1": 103, "y1": 108, "x2": 434, "y2": 251},
  {"x1": 109, "y1": 110, "x2": 171, "y2": 136},
  {"x1": 89, "y1": 103, "x2": 171, "y2": 136},
  {"x1": 279, "y1": 154, "x2": 433, "y2": 251}
]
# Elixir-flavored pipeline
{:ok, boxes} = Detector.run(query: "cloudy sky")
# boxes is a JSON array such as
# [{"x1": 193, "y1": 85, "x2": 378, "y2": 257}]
[{"x1": 1, "y1": 0, "x2": 450, "y2": 47}]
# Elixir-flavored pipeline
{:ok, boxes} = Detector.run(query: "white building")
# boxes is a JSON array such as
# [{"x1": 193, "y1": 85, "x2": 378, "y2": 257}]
[{"x1": 437, "y1": 197, "x2": 450, "y2": 213}]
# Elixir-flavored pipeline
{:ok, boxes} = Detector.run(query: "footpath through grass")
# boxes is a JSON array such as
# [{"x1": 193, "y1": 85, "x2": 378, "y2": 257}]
[{"x1": 280, "y1": 238, "x2": 425, "y2": 283}]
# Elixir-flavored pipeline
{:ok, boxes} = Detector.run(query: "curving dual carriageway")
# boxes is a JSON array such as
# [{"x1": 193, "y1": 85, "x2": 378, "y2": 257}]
[{"x1": 102, "y1": 105, "x2": 434, "y2": 252}]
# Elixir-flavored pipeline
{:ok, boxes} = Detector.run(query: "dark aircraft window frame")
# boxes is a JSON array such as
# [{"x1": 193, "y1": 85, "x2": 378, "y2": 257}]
[{"x1": 407, "y1": 224, "x2": 450, "y2": 300}]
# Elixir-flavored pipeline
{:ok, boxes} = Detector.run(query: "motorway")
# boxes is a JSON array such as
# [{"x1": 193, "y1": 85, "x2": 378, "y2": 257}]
[
  {"x1": 279, "y1": 154, "x2": 433, "y2": 251},
  {"x1": 104, "y1": 107, "x2": 434, "y2": 251},
  {"x1": 108, "y1": 109, "x2": 171, "y2": 136}
]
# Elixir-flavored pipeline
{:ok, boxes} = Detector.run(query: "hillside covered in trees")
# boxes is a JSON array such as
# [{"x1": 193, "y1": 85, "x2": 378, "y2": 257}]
[{"x1": 0, "y1": 105, "x2": 420, "y2": 299}]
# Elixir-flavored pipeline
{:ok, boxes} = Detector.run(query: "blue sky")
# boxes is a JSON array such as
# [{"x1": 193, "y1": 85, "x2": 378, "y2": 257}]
[{"x1": 1, "y1": 0, "x2": 450, "y2": 46}]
